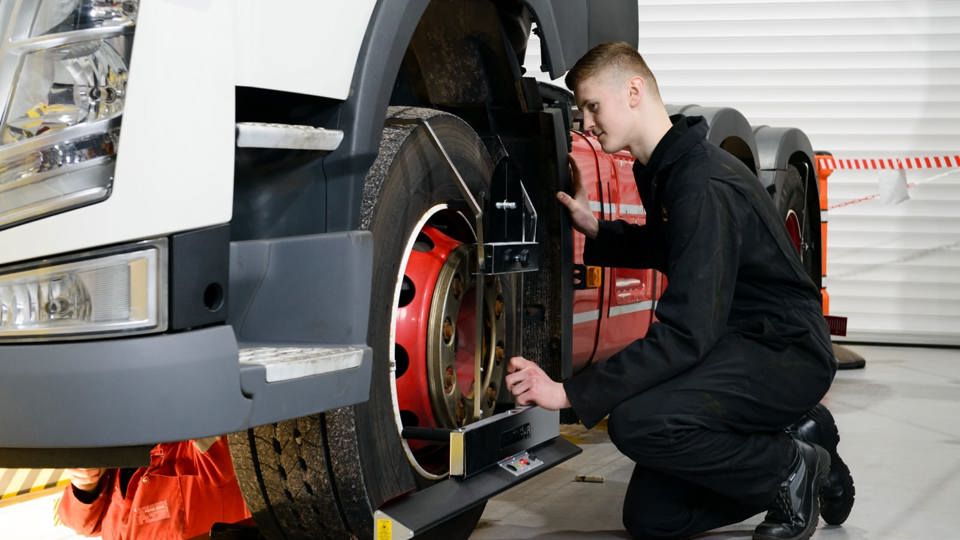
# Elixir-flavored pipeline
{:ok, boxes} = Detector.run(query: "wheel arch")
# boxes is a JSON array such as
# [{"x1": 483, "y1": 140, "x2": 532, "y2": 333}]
[
  {"x1": 234, "y1": 0, "x2": 638, "y2": 235},
  {"x1": 754, "y1": 125, "x2": 823, "y2": 288},
  {"x1": 524, "y1": 0, "x2": 639, "y2": 79}
]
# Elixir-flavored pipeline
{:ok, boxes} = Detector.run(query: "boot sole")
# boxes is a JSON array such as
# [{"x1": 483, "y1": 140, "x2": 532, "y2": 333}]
[
  {"x1": 808, "y1": 405, "x2": 855, "y2": 525},
  {"x1": 821, "y1": 453, "x2": 855, "y2": 525}
]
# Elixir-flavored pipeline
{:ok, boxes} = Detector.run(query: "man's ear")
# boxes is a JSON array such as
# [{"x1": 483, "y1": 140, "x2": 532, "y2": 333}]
[{"x1": 627, "y1": 76, "x2": 646, "y2": 107}]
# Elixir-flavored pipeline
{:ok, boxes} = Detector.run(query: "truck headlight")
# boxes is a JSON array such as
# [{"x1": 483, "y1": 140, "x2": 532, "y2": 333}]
[
  {"x1": 31, "y1": 0, "x2": 137, "y2": 37},
  {"x1": 0, "y1": 239, "x2": 167, "y2": 341},
  {"x1": 0, "y1": 0, "x2": 137, "y2": 230}
]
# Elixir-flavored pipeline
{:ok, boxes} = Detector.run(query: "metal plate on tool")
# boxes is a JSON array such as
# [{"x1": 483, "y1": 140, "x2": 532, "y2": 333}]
[{"x1": 498, "y1": 450, "x2": 544, "y2": 477}]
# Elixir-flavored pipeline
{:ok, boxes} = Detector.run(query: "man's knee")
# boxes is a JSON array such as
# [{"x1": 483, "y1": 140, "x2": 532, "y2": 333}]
[{"x1": 607, "y1": 404, "x2": 684, "y2": 460}]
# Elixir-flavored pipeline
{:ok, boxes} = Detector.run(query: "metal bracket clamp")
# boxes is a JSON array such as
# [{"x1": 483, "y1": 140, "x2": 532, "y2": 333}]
[
  {"x1": 418, "y1": 118, "x2": 487, "y2": 422},
  {"x1": 485, "y1": 139, "x2": 539, "y2": 275}
]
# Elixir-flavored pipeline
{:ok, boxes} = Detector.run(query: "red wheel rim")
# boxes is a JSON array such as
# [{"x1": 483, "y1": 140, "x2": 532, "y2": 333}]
[{"x1": 392, "y1": 224, "x2": 505, "y2": 476}]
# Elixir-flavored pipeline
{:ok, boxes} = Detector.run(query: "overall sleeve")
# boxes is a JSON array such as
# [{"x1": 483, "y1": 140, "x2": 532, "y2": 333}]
[
  {"x1": 58, "y1": 472, "x2": 113, "y2": 536},
  {"x1": 564, "y1": 177, "x2": 742, "y2": 428},
  {"x1": 583, "y1": 219, "x2": 664, "y2": 269}
]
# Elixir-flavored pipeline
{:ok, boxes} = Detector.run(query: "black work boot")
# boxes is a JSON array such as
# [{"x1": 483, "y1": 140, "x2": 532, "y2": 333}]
[
  {"x1": 788, "y1": 404, "x2": 855, "y2": 525},
  {"x1": 753, "y1": 440, "x2": 830, "y2": 540}
]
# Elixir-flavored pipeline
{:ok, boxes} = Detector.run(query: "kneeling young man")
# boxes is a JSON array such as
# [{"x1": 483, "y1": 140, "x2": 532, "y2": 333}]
[{"x1": 506, "y1": 42, "x2": 854, "y2": 540}]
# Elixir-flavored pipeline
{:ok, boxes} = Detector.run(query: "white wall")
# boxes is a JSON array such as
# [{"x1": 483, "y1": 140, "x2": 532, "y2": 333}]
[{"x1": 525, "y1": 1, "x2": 960, "y2": 345}]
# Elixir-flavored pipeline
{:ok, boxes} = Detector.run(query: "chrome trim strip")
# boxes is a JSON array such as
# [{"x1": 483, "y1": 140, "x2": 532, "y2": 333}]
[
  {"x1": 573, "y1": 309, "x2": 600, "y2": 325},
  {"x1": 0, "y1": 185, "x2": 109, "y2": 228},
  {"x1": 6, "y1": 24, "x2": 133, "y2": 53},
  {"x1": 0, "y1": 116, "x2": 121, "y2": 161},
  {"x1": 0, "y1": 149, "x2": 113, "y2": 195},
  {"x1": 619, "y1": 203, "x2": 646, "y2": 216},
  {"x1": 608, "y1": 300, "x2": 654, "y2": 317}
]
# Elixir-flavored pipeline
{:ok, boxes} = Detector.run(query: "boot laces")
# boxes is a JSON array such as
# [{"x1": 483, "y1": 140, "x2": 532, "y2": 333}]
[{"x1": 766, "y1": 482, "x2": 801, "y2": 525}]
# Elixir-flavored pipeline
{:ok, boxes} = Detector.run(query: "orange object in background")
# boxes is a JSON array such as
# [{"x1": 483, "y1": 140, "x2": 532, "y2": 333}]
[{"x1": 816, "y1": 151, "x2": 833, "y2": 317}]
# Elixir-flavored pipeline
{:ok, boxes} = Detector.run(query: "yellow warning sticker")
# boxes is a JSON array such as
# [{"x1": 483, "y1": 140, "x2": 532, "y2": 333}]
[{"x1": 376, "y1": 517, "x2": 392, "y2": 540}]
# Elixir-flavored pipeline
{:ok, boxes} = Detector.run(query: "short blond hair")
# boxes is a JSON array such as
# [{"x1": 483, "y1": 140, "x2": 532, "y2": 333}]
[{"x1": 565, "y1": 42, "x2": 660, "y2": 98}]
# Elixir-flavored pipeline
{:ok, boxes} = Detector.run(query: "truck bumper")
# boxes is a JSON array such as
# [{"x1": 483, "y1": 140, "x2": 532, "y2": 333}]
[{"x1": 0, "y1": 325, "x2": 372, "y2": 467}]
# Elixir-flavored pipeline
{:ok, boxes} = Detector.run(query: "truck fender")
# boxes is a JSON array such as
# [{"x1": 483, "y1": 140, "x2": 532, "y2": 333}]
[
  {"x1": 667, "y1": 104, "x2": 761, "y2": 176},
  {"x1": 753, "y1": 125, "x2": 822, "y2": 285},
  {"x1": 524, "y1": 0, "x2": 638, "y2": 79}
]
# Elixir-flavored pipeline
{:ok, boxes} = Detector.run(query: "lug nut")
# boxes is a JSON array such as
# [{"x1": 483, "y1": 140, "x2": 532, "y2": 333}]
[
  {"x1": 452, "y1": 274, "x2": 463, "y2": 299},
  {"x1": 444, "y1": 366, "x2": 455, "y2": 393},
  {"x1": 443, "y1": 317, "x2": 454, "y2": 343},
  {"x1": 494, "y1": 296, "x2": 504, "y2": 319},
  {"x1": 495, "y1": 344, "x2": 505, "y2": 363}
]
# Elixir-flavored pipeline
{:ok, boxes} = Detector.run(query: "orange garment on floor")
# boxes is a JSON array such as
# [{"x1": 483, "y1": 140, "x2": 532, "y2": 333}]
[{"x1": 58, "y1": 437, "x2": 251, "y2": 540}]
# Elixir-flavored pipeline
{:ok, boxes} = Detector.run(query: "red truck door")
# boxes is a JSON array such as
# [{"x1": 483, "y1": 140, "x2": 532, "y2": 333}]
[
  {"x1": 593, "y1": 151, "x2": 657, "y2": 362},
  {"x1": 570, "y1": 133, "x2": 607, "y2": 372}
]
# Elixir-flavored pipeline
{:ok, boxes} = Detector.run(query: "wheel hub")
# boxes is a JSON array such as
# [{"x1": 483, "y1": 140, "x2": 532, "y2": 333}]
[{"x1": 393, "y1": 224, "x2": 505, "y2": 474}]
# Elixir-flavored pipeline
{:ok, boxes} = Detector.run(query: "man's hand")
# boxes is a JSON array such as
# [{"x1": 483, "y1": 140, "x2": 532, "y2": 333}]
[
  {"x1": 557, "y1": 155, "x2": 600, "y2": 239},
  {"x1": 66, "y1": 468, "x2": 105, "y2": 494},
  {"x1": 505, "y1": 356, "x2": 571, "y2": 410}
]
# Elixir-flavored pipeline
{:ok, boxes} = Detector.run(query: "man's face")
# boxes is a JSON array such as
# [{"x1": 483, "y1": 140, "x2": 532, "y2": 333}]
[{"x1": 575, "y1": 70, "x2": 635, "y2": 154}]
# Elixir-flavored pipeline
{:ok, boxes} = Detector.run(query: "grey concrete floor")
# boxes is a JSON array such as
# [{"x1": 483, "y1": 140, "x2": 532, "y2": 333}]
[
  {"x1": 472, "y1": 344, "x2": 960, "y2": 540},
  {"x1": 0, "y1": 344, "x2": 956, "y2": 539}
]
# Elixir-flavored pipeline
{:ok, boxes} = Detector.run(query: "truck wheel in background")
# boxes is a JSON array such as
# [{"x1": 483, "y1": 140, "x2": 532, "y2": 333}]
[
  {"x1": 774, "y1": 164, "x2": 817, "y2": 284},
  {"x1": 230, "y1": 107, "x2": 508, "y2": 539}
]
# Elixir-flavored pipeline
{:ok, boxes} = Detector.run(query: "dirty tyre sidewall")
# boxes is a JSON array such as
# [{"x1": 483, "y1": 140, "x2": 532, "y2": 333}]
[{"x1": 329, "y1": 108, "x2": 494, "y2": 537}]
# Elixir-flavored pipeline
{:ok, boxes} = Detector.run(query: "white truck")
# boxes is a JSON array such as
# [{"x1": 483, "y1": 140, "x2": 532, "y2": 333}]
[{"x1": 0, "y1": 1, "x2": 828, "y2": 538}]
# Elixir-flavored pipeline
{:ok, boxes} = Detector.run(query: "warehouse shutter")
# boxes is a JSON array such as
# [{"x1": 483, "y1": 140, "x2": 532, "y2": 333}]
[{"x1": 524, "y1": 1, "x2": 960, "y2": 346}]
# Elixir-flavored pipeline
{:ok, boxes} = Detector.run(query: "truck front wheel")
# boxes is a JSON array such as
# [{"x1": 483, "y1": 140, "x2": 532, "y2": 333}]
[{"x1": 230, "y1": 107, "x2": 506, "y2": 539}]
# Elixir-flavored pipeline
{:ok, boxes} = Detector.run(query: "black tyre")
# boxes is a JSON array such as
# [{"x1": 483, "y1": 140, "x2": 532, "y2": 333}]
[
  {"x1": 773, "y1": 164, "x2": 818, "y2": 285},
  {"x1": 230, "y1": 107, "x2": 507, "y2": 539}
]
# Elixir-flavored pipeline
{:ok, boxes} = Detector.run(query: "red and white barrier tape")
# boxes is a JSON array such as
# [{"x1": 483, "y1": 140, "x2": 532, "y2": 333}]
[
  {"x1": 819, "y1": 155, "x2": 960, "y2": 210},
  {"x1": 817, "y1": 155, "x2": 960, "y2": 171}
]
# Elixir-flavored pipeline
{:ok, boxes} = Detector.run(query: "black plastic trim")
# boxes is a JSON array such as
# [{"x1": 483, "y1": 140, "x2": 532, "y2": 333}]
[
  {"x1": 0, "y1": 325, "x2": 373, "y2": 467},
  {"x1": 524, "y1": 0, "x2": 638, "y2": 80},
  {"x1": 228, "y1": 231, "x2": 373, "y2": 344},
  {"x1": 323, "y1": 0, "x2": 430, "y2": 231},
  {"x1": 0, "y1": 446, "x2": 153, "y2": 469},
  {"x1": 169, "y1": 224, "x2": 230, "y2": 330}
]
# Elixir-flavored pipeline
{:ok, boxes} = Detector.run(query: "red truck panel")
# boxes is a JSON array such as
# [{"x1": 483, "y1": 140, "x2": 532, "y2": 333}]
[{"x1": 569, "y1": 131, "x2": 664, "y2": 372}]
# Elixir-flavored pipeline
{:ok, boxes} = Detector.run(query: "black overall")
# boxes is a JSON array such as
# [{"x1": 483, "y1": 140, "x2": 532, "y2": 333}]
[{"x1": 563, "y1": 115, "x2": 836, "y2": 539}]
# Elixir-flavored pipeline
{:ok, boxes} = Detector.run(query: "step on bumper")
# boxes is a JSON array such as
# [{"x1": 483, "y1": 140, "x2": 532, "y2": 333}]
[{"x1": 0, "y1": 326, "x2": 371, "y2": 468}]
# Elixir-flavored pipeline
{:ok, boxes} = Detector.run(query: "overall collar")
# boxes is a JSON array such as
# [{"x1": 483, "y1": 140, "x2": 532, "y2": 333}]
[{"x1": 634, "y1": 114, "x2": 708, "y2": 186}]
